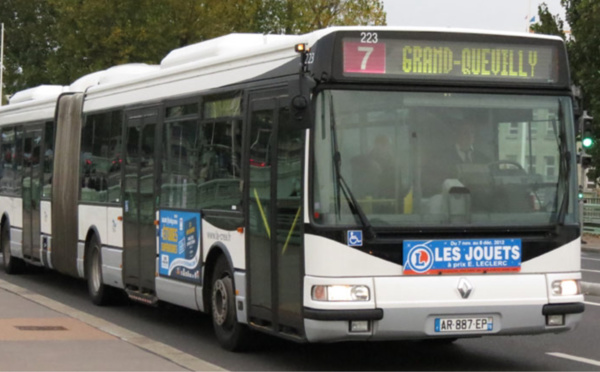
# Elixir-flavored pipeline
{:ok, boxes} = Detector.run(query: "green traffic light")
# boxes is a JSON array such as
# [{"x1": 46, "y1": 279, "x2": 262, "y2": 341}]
[
  {"x1": 578, "y1": 192, "x2": 584, "y2": 199},
  {"x1": 582, "y1": 137, "x2": 594, "y2": 148}
]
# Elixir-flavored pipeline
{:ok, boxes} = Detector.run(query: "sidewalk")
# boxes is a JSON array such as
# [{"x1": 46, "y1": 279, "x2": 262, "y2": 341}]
[
  {"x1": 582, "y1": 233, "x2": 600, "y2": 253},
  {"x1": 0, "y1": 279, "x2": 224, "y2": 372}
]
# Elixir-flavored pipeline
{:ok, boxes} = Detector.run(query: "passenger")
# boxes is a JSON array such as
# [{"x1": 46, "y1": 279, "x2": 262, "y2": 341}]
[
  {"x1": 423, "y1": 122, "x2": 488, "y2": 197},
  {"x1": 452, "y1": 122, "x2": 487, "y2": 164}
]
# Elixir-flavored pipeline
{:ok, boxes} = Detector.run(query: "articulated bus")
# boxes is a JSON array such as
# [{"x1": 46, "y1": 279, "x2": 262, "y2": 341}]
[{"x1": 0, "y1": 27, "x2": 584, "y2": 350}]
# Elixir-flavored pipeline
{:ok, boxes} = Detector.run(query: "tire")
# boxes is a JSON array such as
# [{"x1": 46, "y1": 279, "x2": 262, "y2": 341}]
[
  {"x1": 2, "y1": 224, "x2": 25, "y2": 274},
  {"x1": 211, "y1": 256, "x2": 251, "y2": 351},
  {"x1": 86, "y1": 235, "x2": 113, "y2": 306}
]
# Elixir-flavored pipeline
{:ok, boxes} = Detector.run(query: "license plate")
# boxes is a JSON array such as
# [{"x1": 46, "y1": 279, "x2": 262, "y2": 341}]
[{"x1": 434, "y1": 316, "x2": 493, "y2": 333}]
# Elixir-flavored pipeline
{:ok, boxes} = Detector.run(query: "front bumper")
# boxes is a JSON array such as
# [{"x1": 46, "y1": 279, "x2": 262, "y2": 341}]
[{"x1": 303, "y1": 273, "x2": 584, "y2": 343}]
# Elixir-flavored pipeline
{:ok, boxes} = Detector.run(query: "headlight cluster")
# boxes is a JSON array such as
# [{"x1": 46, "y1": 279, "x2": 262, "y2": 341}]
[
  {"x1": 311, "y1": 285, "x2": 370, "y2": 302},
  {"x1": 551, "y1": 279, "x2": 580, "y2": 296}
]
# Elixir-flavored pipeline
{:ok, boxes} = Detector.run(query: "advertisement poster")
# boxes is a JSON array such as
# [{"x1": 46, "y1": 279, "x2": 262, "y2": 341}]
[
  {"x1": 403, "y1": 238, "x2": 522, "y2": 275},
  {"x1": 158, "y1": 210, "x2": 202, "y2": 284}
]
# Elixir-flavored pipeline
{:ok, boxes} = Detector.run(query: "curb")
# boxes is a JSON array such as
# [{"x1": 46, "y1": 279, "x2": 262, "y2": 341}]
[
  {"x1": 0, "y1": 279, "x2": 226, "y2": 372},
  {"x1": 582, "y1": 246, "x2": 600, "y2": 253},
  {"x1": 582, "y1": 281, "x2": 600, "y2": 297}
]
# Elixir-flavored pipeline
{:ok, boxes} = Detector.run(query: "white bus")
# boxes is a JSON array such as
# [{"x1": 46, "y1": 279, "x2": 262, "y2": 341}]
[{"x1": 0, "y1": 27, "x2": 584, "y2": 350}]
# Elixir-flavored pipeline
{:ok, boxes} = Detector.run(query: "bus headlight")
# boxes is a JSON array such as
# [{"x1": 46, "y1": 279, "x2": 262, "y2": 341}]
[
  {"x1": 311, "y1": 285, "x2": 370, "y2": 302},
  {"x1": 551, "y1": 279, "x2": 580, "y2": 296}
]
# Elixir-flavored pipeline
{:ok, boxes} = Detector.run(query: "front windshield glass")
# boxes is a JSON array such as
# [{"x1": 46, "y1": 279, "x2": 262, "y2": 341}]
[{"x1": 313, "y1": 90, "x2": 574, "y2": 228}]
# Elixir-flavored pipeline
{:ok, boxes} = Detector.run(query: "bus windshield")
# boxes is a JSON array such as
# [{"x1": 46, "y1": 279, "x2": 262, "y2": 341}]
[{"x1": 312, "y1": 90, "x2": 574, "y2": 228}]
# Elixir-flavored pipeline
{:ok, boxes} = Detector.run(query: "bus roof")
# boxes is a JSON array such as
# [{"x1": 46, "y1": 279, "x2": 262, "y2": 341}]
[
  {"x1": 2, "y1": 26, "x2": 567, "y2": 113},
  {"x1": 0, "y1": 85, "x2": 66, "y2": 125}
]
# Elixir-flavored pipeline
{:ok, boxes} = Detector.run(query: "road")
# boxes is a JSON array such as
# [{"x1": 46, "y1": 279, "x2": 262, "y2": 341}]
[
  {"x1": 0, "y1": 253, "x2": 599, "y2": 371},
  {"x1": 582, "y1": 249, "x2": 600, "y2": 291}
]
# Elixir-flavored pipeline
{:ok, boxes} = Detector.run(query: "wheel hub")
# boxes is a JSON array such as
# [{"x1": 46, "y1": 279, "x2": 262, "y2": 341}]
[{"x1": 212, "y1": 279, "x2": 228, "y2": 326}]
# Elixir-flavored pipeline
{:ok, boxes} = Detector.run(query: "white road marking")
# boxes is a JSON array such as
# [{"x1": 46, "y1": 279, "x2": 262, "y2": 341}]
[
  {"x1": 584, "y1": 301, "x2": 600, "y2": 307},
  {"x1": 581, "y1": 269, "x2": 600, "y2": 273},
  {"x1": 582, "y1": 257, "x2": 600, "y2": 262},
  {"x1": 547, "y1": 352, "x2": 600, "y2": 367}
]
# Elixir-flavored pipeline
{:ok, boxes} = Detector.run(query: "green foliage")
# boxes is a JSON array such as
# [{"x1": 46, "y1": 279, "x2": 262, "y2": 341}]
[
  {"x1": 532, "y1": 1, "x2": 600, "y2": 185},
  {"x1": 0, "y1": 0, "x2": 58, "y2": 93},
  {"x1": 562, "y1": 0, "x2": 600, "y2": 183},
  {"x1": 529, "y1": 3, "x2": 564, "y2": 38},
  {"x1": 0, "y1": 0, "x2": 386, "y2": 98},
  {"x1": 231, "y1": 0, "x2": 387, "y2": 35}
]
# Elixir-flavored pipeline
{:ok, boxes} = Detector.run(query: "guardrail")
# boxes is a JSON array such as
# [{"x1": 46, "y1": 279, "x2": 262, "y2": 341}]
[{"x1": 583, "y1": 199, "x2": 600, "y2": 234}]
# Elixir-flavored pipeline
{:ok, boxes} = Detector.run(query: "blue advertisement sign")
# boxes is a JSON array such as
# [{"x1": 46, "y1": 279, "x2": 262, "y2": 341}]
[
  {"x1": 159, "y1": 210, "x2": 202, "y2": 283},
  {"x1": 403, "y1": 238, "x2": 522, "y2": 275}
]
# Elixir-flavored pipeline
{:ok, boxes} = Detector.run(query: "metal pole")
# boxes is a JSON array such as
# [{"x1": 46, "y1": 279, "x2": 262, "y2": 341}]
[
  {"x1": 0, "y1": 23, "x2": 4, "y2": 106},
  {"x1": 579, "y1": 112, "x2": 587, "y2": 240}
]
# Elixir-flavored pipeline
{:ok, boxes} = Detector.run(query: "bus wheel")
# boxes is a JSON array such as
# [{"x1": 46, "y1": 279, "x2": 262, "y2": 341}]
[
  {"x1": 2, "y1": 224, "x2": 25, "y2": 274},
  {"x1": 86, "y1": 236, "x2": 112, "y2": 306},
  {"x1": 211, "y1": 256, "x2": 250, "y2": 351}
]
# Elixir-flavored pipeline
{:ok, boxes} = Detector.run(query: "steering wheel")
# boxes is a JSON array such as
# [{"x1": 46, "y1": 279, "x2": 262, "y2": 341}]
[{"x1": 487, "y1": 160, "x2": 527, "y2": 175}]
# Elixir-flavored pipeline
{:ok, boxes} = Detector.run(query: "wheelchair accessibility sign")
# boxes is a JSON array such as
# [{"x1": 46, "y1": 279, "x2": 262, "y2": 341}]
[{"x1": 347, "y1": 230, "x2": 363, "y2": 247}]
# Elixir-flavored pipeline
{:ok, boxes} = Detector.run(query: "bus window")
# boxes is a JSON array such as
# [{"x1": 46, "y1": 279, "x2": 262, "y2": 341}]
[
  {"x1": 197, "y1": 120, "x2": 242, "y2": 210},
  {"x1": 0, "y1": 127, "x2": 16, "y2": 195},
  {"x1": 160, "y1": 119, "x2": 200, "y2": 209},
  {"x1": 42, "y1": 121, "x2": 54, "y2": 199},
  {"x1": 313, "y1": 90, "x2": 571, "y2": 227},
  {"x1": 80, "y1": 112, "x2": 121, "y2": 203}
]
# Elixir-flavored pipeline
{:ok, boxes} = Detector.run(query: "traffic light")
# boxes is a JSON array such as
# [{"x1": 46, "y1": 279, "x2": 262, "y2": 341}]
[
  {"x1": 577, "y1": 152, "x2": 593, "y2": 168},
  {"x1": 581, "y1": 113, "x2": 594, "y2": 149},
  {"x1": 582, "y1": 153, "x2": 592, "y2": 168}
]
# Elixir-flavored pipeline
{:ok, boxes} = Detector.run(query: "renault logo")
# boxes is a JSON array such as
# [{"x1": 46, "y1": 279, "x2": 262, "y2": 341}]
[{"x1": 457, "y1": 278, "x2": 473, "y2": 299}]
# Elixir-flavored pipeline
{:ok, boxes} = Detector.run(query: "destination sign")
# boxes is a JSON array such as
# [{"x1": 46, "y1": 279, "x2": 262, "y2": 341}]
[{"x1": 342, "y1": 36, "x2": 558, "y2": 83}]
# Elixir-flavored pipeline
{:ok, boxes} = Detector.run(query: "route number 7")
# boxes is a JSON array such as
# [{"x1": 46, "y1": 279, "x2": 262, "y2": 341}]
[
  {"x1": 357, "y1": 46, "x2": 374, "y2": 70},
  {"x1": 343, "y1": 41, "x2": 385, "y2": 74}
]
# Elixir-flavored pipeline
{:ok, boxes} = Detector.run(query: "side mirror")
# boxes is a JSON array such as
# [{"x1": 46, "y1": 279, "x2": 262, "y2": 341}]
[{"x1": 287, "y1": 76, "x2": 315, "y2": 130}]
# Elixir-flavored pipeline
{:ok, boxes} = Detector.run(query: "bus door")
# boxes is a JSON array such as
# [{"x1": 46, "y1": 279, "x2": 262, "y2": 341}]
[
  {"x1": 22, "y1": 125, "x2": 43, "y2": 262},
  {"x1": 246, "y1": 91, "x2": 305, "y2": 337},
  {"x1": 123, "y1": 108, "x2": 159, "y2": 294}
]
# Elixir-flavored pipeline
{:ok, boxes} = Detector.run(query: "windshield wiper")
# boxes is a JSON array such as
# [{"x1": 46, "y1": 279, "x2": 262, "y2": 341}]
[
  {"x1": 329, "y1": 96, "x2": 376, "y2": 240},
  {"x1": 553, "y1": 102, "x2": 570, "y2": 225}
]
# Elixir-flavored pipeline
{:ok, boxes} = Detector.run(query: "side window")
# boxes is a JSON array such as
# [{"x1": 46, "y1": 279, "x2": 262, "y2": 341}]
[
  {"x1": 1, "y1": 127, "x2": 16, "y2": 195},
  {"x1": 249, "y1": 112, "x2": 272, "y2": 167},
  {"x1": 161, "y1": 119, "x2": 200, "y2": 208},
  {"x1": 160, "y1": 102, "x2": 200, "y2": 209},
  {"x1": 81, "y1": 112, "x2": 120, "y2": 203},
  {"x1": 42, "y1": 121, "x2": 54, "y2": 199},
  {"x1": 14, "y1": 127, "x2": 23, "y2": 195},
  {"x1": 159, "y1": 96, "x2": 243, "y2": 211},
  {"x1": 276, "y1": 108, "x2": 303, "y2": 199},
  {"x1": 108, "y1": 111, "x2": 123, "y2": 203},
  {"x1": 198, "y1": 94, "x2": 242, "y2": 210}
]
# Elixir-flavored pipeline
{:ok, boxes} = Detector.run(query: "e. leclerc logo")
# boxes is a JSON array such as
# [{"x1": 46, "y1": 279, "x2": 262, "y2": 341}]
[{"x1": 406, "y1": 243, "x2": 434, "y2": 274}]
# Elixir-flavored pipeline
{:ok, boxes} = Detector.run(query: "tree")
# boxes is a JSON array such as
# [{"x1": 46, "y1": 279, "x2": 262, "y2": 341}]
[
  {"x1": 0, "y1": 0, "x2": 58, "y2": 96},
  {"x1": 246, "y1": 0, "x2": 386, "y2": 34},
  {"x1": 0, "y1": 0, "x2": 386, "y2": 98},
  {"x1": 529, "y1": 3, "x2": 564, "y2": 38},
  {"x1": 46, "y1": 0, "x2": 178, "y2": 85},
  {"x1": 562, "y1": 0, "x2": 600, "y2": 182}
]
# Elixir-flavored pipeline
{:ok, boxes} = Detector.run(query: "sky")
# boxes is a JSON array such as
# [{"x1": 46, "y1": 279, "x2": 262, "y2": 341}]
[{"x1": 383, "y1": 0, "x2": 566, "y2": 33}]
